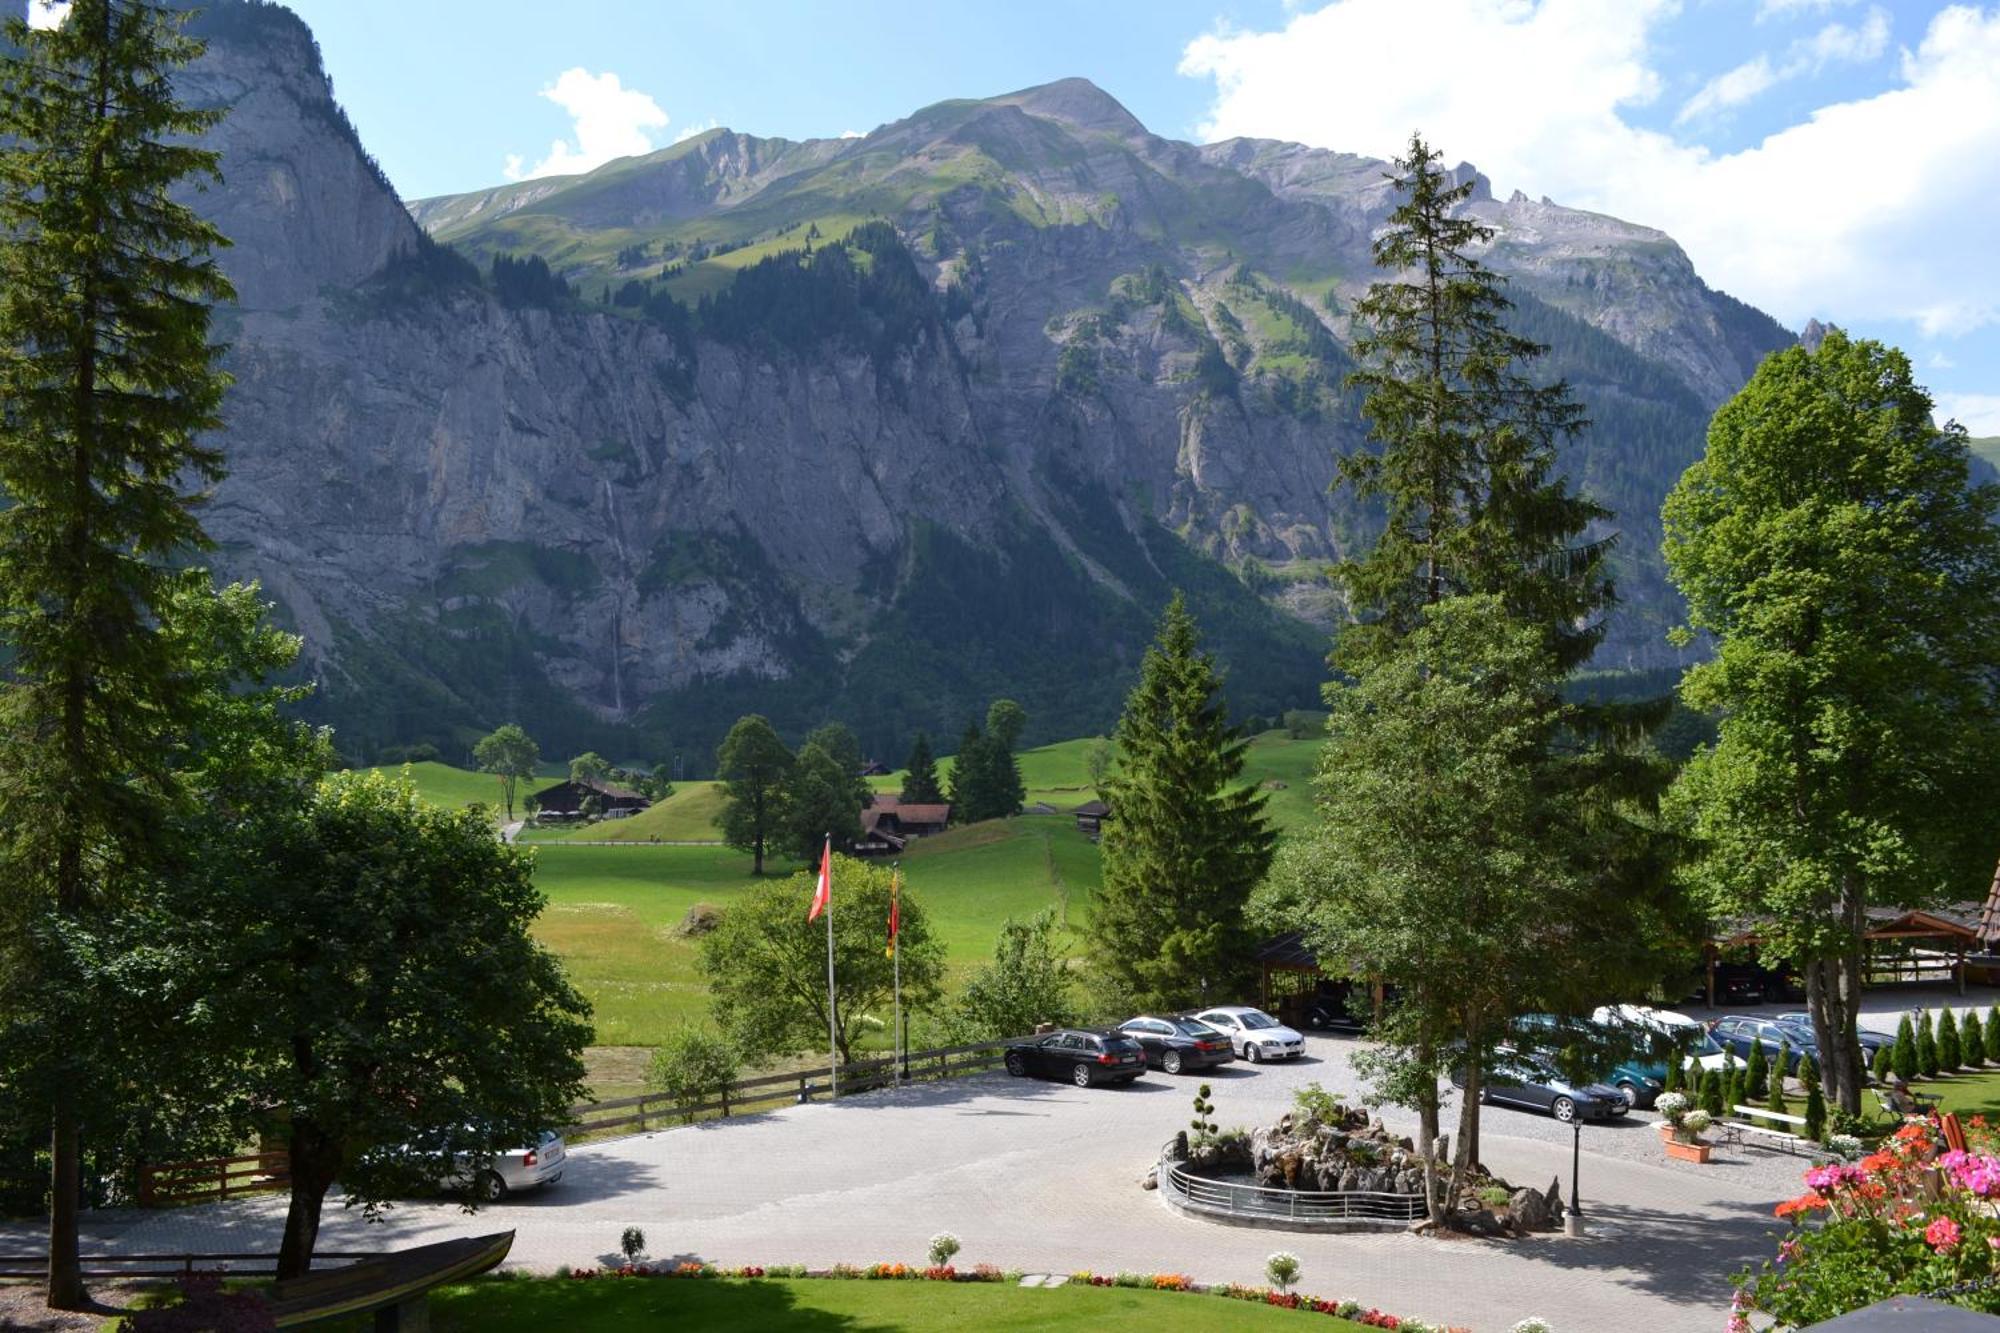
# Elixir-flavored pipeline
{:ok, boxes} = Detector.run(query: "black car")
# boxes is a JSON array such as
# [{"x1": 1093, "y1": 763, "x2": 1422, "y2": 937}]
[
  {"x1": 1711, "y1": 1015, "x2": 1811, "y2": 1073},
  {"x1": 1453, "y1": 1049, "x2": 1629, "y2": 1123},
  {"x1": 1772, "y1": 1012, "x2": 1891, "y2": 1058},
  {"x1": 1118, "y1": 1015, "x2": 1236, "y2": 1074},
  {"x1": 1004, "y1": 1029, "x2": 1147, "y2": 1087}
]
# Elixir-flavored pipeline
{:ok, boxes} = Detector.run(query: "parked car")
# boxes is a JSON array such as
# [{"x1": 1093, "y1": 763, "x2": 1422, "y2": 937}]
[
  {"x1": 1003, "y1": 1029, "x2": 1147, "y2": 1087},
  {"x1": 1454, "y1": 1049, "x2": 1629, "y2": 1123},
  {"x1": 1710, "y1": 1015, "x2": 1812, "y2": 1073},
  {"x1": 1593, "y1": 1004, "x2": 1705, "y2": 1037},
  {"x1": 1193, "y1": 1006, "x2": 1306, "y2": 1062},
  {"x1": 1771, "y1": 1012, "x2": 1892, "y2": 1059},
  {"x1": 1298, "y1": 980, "x2": 1387, "y2": 1033},
  {"x1": 1118, "y1": 1015, "x2": 1236, "y2": 1074},
  {"x1": 1512, "y1": 1012, "x2": 1667, "y2": 1109},
  {"x1": 363, "y1": 1128, "x2": 566, "y2": 1202}
]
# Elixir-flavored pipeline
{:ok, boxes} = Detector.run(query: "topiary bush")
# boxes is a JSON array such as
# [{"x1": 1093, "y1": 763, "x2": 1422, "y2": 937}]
[{"x1": 1939, "y1": 1008, "x2": 1962, "y2": 1072}]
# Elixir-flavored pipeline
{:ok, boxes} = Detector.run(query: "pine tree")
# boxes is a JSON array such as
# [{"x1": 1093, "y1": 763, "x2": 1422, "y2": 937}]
[
  {"x1": 0, "y1": 0, "x2": 235, "y2": 1306},
  {"x1": 900, "y1": 731, "x2": 943, "y2": 805},
  {"x1": 1917, "y1": 1011, "x2": 1940, "y2": 1079},
  {"x1": 1745, "y1": 1039, "x2": 1768, "y2": 1101},
  {"x1": 945, "y1": 724, "x2": 992, "y2": 823},
  {"x1": 1939, "y1": 1008, "x2": 1962, "y2": 1072},
  {"x1": 1894, "y1": 1015, "x2": 1918, "y2": 1081},
  {"x1": 1337, "y1": 133, "x2": 1610, "y2": 673},
  {"x1": 1089, "y1": 595, "x2": 1274, "y2": 1011},
  {"x1": 1965, "y1": 1010, "x2": 1986, "y2": 1068}
]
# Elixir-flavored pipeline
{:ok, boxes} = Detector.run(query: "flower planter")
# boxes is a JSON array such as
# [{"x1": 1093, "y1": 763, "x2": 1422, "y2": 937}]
[
  {"x1": 1657, "y1": 1123, "x2": 1676, "y2": 1143},
  {"x1": 1665, "y1": 1138, "x2": 1712, "y2": 1164}
]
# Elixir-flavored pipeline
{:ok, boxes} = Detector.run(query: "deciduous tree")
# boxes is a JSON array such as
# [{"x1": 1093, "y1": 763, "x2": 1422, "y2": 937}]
[
  {"x1": 716, "y1": 715, "x2": 793, "y2": 874},
  {"x1": 782, "y1": 742, "x2": 864, "y2": 863},
  {"x1": 949, "y1": 910, "x2": 1078, "y2": 1041},
  {"x1": 474, "y1": 724, "x2": 540, "y2": 820},
  {"x1": 1663, "y1": 331, "x2": 2000, "y2": 1115}
]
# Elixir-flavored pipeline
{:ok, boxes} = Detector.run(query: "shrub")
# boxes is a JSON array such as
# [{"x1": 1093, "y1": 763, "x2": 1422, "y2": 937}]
[
  {"x1": 1872, "y1": 1043, "x2": 1893, "y2": 1086},
  {"x1": 1939, "y1": 1008, "x2": 1963, "y2": 1072},
  {"x1": 620, "y1": 1227, "x2": 646, "y2": 1262},
  {"x1": 1700, "y1": 1067, "x2": 1725, "y2": 1118},
  {"x1": 1477, "y1": 1185, "x2": 1512, "y2": 1208},
  {"x1": 1964, "y1": 1010, "x2": 1985, "y2": 1067},
  {"x1": 926, "y1": 1232, "x2": 961, "y2": 1267},
  {"x1": 1768, "y1": 1048, "x2": 1791, "y2": 1115},
  {"x1": 1265, "y1": 1251, "x2": 1301, "y2": 1294},
  {"x1": 1293, "y1": 1081, "x2": 1343, "y2": 1128},
  {"x1": 1509, "y1": 1320, "x2": 1555, "y2": 1333},
  {"x1": 1987, "y1": 1005, "x2": 2000, "y2": 1064},
  {"x1": 1894, "y1": 1014, "x2": 1918, "y2": 1081},
  {"x1": 1917, "y1": 1010, "x2": 1939, "y2": 1078},
  {"x1": 1114, "y1": 1271, "x2": 1146, "y2": 1288},
  {"x1": 647, "y1": 1027, "x2": 741, "y2": 1122},
  {"x1": 1682, "y1": 1109, "x2": 1713, "y2": 1140},
  {"x1": 1806, "y1": 1078, "x2": 1827, "y2": 1142},
  {"x1": 1746, "y1": 1038, "x2": 1769, "y2": 1100}
]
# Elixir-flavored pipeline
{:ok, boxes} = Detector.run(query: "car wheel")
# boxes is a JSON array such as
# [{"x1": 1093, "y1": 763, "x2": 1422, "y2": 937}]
[
  {"x1": 1246, "y1": 1043, "x2": 1262, "y2": 1064},
  {"x1": 475, "y1": 1169, "x2": 507, "y2": 1203},
  {"x1": 1551, "y1": 1097, "x2": 1577, "y2": 1123},
  {"x1": 1005, "y1": 1051, "x2": 1027, "y2": 1077},
  {"x1": 1305, "y1": 1012, "x2": 1326, "y2": 1030},
  {"x1": 1071, "y1": 1063, "x2": 1092, "y2": 1088},
  {"x1": 1616, "y1": 1081, "x2": 1640, "y2": 1108},
  {"x1": 1162, "y1": 1050, "x2": 1184, "y2": 1075}
]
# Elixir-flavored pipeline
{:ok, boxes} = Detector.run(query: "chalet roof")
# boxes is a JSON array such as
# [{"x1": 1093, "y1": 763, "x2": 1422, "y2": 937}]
[
  {"x1": 1713, "y1": 901, "x2": 1984, "y2": 949},
  {"x1": 1254, "y1": 931, "x2": 1320, "y2": 970},
  {"x1": 894, "y1": 803, "x2": 951, "y2": 826},
  {"x1": 530, "y1": 776, "x2": 646, "y2": 803},
  {"x1": 1074, "y1": 799, "x2": 1111, "y2": 818},
  {"x1": 1982, "y1": 859, "x2": 2000, "y2": 945}
]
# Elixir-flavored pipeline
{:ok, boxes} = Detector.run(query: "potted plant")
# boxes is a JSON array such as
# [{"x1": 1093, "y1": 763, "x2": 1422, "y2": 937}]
[
  {"x1": 1666, "y1": 1109, "x2": 1714, "y2": 1163},
  {"x1": 1653, "y1": 1092, "x2": 1689, "y2": 1142}
]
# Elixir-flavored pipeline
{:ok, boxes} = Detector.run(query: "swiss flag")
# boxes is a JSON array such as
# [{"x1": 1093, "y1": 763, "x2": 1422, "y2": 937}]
[
  {"x1": 887, "y1": 871, "x2": 900, "y2": 956},
  {"x1": 808, "y1": 837, "x2": 831, "y2": 922}
]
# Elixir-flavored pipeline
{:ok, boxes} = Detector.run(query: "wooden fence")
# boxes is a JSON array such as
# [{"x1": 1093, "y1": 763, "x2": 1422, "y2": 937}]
[
  {"x1": 137, "y1": 1151, "x2": 291, "y2": 1208},
  {"x1": 0, "y1": 1251, "x2": 376, "y2": 1279},
  {"x1": 564, "y1": 1036, "x2": 1020, "y2": 1140}
]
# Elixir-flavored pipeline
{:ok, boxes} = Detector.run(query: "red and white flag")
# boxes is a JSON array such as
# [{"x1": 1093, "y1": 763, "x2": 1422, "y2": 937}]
[
  {"x1": 886, "y1": 869, "x2": 901, "y2": 958},
  {"x1": 808, "y1": 836, "x2": 831, "y2": 922}
]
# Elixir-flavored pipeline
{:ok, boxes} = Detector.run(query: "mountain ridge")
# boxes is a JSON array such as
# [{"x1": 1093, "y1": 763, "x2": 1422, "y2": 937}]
[{"x1": 162, "y1": 3, "x2": 1794, "y2": 767}]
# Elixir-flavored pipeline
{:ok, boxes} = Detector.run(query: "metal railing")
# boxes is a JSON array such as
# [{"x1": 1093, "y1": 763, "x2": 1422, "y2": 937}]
[{"x1": 1158, "y1": 1147, "x2": 1426, "y2": 1223}]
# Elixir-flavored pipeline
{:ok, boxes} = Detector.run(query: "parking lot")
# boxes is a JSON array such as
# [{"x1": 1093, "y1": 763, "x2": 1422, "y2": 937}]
[{"x1": 0, "y1": 1019, "x2": 1856, "y2": 1332}]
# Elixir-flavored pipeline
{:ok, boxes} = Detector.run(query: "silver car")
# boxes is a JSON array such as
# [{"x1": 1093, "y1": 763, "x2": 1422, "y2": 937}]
[
  {"x1": 440, "y1": 1129, "x2": 566, "y2": 1201},
  {"x1": 1194, "y1": 1005, "x2": 1307, "y2": 1062}
]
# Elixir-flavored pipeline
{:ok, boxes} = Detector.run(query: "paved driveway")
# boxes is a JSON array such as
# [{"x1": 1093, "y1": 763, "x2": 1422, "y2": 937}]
[{"x1": 0, "y1": 1033, "x2": 1812, "y2": 1331}]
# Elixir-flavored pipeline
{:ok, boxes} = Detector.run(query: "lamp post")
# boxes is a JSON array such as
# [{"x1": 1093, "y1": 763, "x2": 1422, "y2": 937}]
[{"x1": 1566, "y1": 1119, "x2": 1585, "y2": 1237}]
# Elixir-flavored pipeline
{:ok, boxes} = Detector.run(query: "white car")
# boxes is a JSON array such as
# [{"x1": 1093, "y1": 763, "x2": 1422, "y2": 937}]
[
  {"x1": 369, "y1": 1128, "x2": 567, "y2": 1202},
  {"x1": 1194, "y1": 1006, "x2": 1305, "y2": 1063}
]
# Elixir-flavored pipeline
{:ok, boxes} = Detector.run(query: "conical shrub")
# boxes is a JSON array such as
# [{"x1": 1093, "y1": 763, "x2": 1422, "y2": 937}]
[
  {"x1": 1872, "y1": 1042, "x2": 1893, "y2": 1085},
  {"x1": 1917, "y1": 1010, "x2": 1939, "y2": 1078},
  {"x1": 1746, "y1": 1039, "x2": 1769, "y2": 1100},
  {"x1": 1939, "y1": 1008, "x2": 1962, "y2": 1072},
  {"x1": 1964, "y1": 1010, "x2": 1985, "y2": 1067},
  {"x1": 1700, "y1": 1066, "x2": 1724, "y2": 1118},
  {"x1": 1894, "y1": 1014, "x2": 1918, "y2": 1081},
  {"x1": 1988, "y1": 1005, "x2": 2000, "y2": 1064}
]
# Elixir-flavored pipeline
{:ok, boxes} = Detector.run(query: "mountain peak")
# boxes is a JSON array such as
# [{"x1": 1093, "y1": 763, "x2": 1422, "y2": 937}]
[{"x1": 986, "y1": 77, "x2": 1146, "y2": 138}]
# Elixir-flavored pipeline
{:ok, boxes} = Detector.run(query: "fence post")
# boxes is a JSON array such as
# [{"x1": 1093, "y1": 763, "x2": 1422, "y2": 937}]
[
  {"x1": 218, "y1": 1159, "x2": 229, "y2": 1202},
  {"x1": 721, "y1": 1081, "x2": 730, "y2": 1118}
]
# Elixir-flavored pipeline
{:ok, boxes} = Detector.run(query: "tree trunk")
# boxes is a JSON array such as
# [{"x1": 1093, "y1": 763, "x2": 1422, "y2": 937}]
[
  {"x1": 276, "y1": 1121, "x2": 342, "y2": 1281},
  {"x1": 1417, "y1": 1083, "x2": 1444, "y2": 1226},
  {"x1": 1448, "y1": 1060, "x2": 1481, "y2": 1210},
  {"x1": 45, "y1": 1099, "x2": 84, "y2": 1310}
]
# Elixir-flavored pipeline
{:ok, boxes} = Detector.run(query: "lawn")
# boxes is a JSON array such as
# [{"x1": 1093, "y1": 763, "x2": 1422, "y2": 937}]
[
  {"x1": 378, "y1": 1277, "x2": 1375, "y2": 1331},
  {"x1": 523, "y1": 780, "x2": 728, "y2": 842},
  {"x1": 529, "y1": 816, "x2": 1101, "y2": 1050},
  {"x1": 362, "y1": 761, "x2": 509, "y2": 814},
  {"x1": 1914, "y1": 1065, "x2": 2000, "y2": 1120}
]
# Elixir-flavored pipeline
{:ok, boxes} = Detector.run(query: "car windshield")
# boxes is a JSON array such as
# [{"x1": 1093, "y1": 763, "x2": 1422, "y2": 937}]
[
  {"x1": 1104, "y1": 1036, "x2": 1140, "y2": 1052},
  {"x1": 1239, "y1": 1011, "x2": 1278, "y2": 1030},
  {"x1": 1173, "y1": 1019, "x2": 1220, "y2": 1036}
]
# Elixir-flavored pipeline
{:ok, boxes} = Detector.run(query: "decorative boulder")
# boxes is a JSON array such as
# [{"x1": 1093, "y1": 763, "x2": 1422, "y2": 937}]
[{"x1": 1509, "y1": 1187, "x2": 1552, "y2": 1232}]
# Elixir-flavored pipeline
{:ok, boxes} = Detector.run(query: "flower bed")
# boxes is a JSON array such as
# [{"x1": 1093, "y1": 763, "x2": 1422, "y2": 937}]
[
  {"x1": 548, "y1": 1260, "x2": 1460, "y2": 1328},
  {"x1": 1736, "y1": 1116, "x2": 2000, "y2": 1326}
]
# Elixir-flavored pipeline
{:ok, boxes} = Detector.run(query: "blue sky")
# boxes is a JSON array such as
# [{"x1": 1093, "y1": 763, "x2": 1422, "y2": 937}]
[{"x1": 124, "y1": 2, "x2": 2000, "y2": 426}]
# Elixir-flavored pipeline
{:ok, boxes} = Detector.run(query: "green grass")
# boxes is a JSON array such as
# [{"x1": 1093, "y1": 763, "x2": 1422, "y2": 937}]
[
  {"x1": 525, "y1": 780, "x2": 729, "y2": 842},
  {"x1": 361, "y1": 761, "x2": 507, "y2": 814},
  {"x1": 378, "y1": 1277, "x2": 1372, "y2": 1331},
  {"x1": 1913, "y1": 1064, "x2": 2000, "y2": 1119},
  {"x1": 531, "y1": 817, "x2": 1099, "y2": 1048}
]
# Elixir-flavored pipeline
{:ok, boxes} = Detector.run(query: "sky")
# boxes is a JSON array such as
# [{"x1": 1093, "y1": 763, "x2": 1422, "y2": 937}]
[{"x1": 31, "y1": 0, "x2": 2000, "y2": 429}]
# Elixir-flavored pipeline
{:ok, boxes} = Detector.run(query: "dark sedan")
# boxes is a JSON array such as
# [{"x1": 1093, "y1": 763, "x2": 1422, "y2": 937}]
[
  {"x1": 1118, "y1": 1015, "x2": 1236, "y2": 1074},
  {"x1": 1773, "y1": 1012, "x2": 1891, "y2": 1059},
  {"x1": 1711, "y1": 1015, "x2": 1811, "y2": 1073},
  {"x1": 1454, "y1": 1050, "x2": 1630, "y2": 1123},
  {"x1": 1003, "y1": 1029, "x2": 1147, "y2": 1088}
]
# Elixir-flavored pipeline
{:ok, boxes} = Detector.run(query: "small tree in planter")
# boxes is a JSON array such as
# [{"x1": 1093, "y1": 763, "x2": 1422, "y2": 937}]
[
  {"x1": 1265, "y1": 1251, "x2": 1301, "y2": 1295},
  {"x1": 621, "y1": 1228, "x2": 646, "y2": 1263},
  {"x1": 927, "y1": 1233, "x2": 961, "y2": 1268}
]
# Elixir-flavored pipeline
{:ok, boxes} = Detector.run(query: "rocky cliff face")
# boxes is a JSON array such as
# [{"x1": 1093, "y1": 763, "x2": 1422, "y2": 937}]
[{"x1": 175, "y1": 6, "x2": 1793, "y2": 763}]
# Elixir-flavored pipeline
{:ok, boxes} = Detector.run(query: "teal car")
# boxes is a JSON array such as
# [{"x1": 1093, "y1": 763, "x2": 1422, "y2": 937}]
[{"x1": 1510, "y1": 1012, "x2": 1674, "y2": 1109}]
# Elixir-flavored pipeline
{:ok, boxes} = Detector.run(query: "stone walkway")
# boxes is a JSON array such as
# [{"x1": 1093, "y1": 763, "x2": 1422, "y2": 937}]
[{"x1": 0, "y1": 1032, "x2": 1814, "y2": 1331}]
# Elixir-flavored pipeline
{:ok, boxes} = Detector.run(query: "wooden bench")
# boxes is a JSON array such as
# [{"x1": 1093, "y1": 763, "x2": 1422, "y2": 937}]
[
  {"x1": 267, "y1": 1230, "x2": 513, "y2": 1330},
  {"x1": 1730, "y1": 1105, "x2": 1813, "y2": 1154}
]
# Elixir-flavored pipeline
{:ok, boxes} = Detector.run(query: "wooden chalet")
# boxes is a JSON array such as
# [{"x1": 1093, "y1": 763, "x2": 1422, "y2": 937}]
[
  {"x1": 529, "y1": 776, "x2": 651, "y2": 820},
  {"x1": 1253, "y1": 932, "x2": 1384, "y2": 1030},
  {"x1": 852, "y1": 794, "x2": 951, "y2": 856},
  {"x1": 1074, "y1": 799, "x2": 1112, "y2": 839},
  {"x1": 1705, "y1": 898, "x2": 1992, "y2": 1003}
]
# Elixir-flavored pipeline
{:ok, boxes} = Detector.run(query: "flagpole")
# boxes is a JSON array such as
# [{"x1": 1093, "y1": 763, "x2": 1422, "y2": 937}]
[
  {"x1": 823, "y1": 834, "x2": 839, "y2": 1101},
  {"x1": 892, "y1": 863, "x2": 904, "y2": 1085}
]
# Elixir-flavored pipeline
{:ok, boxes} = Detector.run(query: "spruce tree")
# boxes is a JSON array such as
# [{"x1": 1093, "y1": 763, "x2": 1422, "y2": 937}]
[
  {"x1": 1745, "y1": 1039, "x2": 1768, "y2": 1101},
  {"x1": 1938, "y1": 1008, "x2": 1962, "y2": 1072},
  {"x1": 1894, "y1": 1014, "x2": 1918, "y2": 1081},
  {"x1": 0, "y1": 0, "x2": 233, "y2": 1306},
  {"x1": 1988, "y1": 1005, "x2": 2000, "y2": 1064},
  {"x1": 945, "y1": 724, "x2": 992, "y2": 823},
  {"x1": 900, "y1": 731, "x2": 943, "y2": 805},
  {"x1": 1965, "y1": 1010, "x2": 1985, "y2": 1068},
  {"x1": 1089, "y1": 595, "x2": 1274, "y2": 1011},
  {"x1": 1917, "y1": 1011, "x2": 1939, "y2": 1079}
]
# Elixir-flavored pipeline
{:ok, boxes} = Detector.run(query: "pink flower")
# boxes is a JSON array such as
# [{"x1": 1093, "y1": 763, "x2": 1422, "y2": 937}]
[{"x1": 1926, "y1": 1217, "x2": 1963, "y2": 1252}]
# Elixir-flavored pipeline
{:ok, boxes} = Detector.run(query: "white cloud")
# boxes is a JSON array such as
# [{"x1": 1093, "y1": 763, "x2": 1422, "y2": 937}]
[
  {"x1": 839, "y1": 129, "x2": 866, "y2": 139},
  {"x1": 1926, "y1": 350, "x2": 1957, "y2": 370},
  {"x1": 1937, "y1": 392, "x2": 2000, "y2": 435},
  {"x1": 1758, "y1": 0, "x2": 1861, "y2": 20},
  {"x1": 1677, "y1": 8, "x2": 1888, "y2": 124},
  {"x1": 27, "y1": 1, "x2": 71, "y2": 28},
  {"x1": 672, "y1": 119, "x2": 720, "y2": 145},
  {"x1": 1178, "y1": 1, "x2": 2000, "y2": 341},
  {"x1": 503, "y1": 69, "x2": 669, "y2": 182}
]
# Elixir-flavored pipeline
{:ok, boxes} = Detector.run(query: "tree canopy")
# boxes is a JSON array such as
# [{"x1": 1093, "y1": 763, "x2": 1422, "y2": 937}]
[
  {"x1": 716, "y1": 715, "x2": 794, "y2": 874},
  {"x1": 474, "y1": 724, "x2": 540, "y2": 820},
  {"x1": 900, "y1": 731, "x2": 943, "y2": 805}
]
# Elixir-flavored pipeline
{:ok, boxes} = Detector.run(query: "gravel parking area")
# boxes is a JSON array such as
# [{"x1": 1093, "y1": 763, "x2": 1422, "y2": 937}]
[{"x1": 0, "y1": 1029, "x2": 1838, "y2": 1332}]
